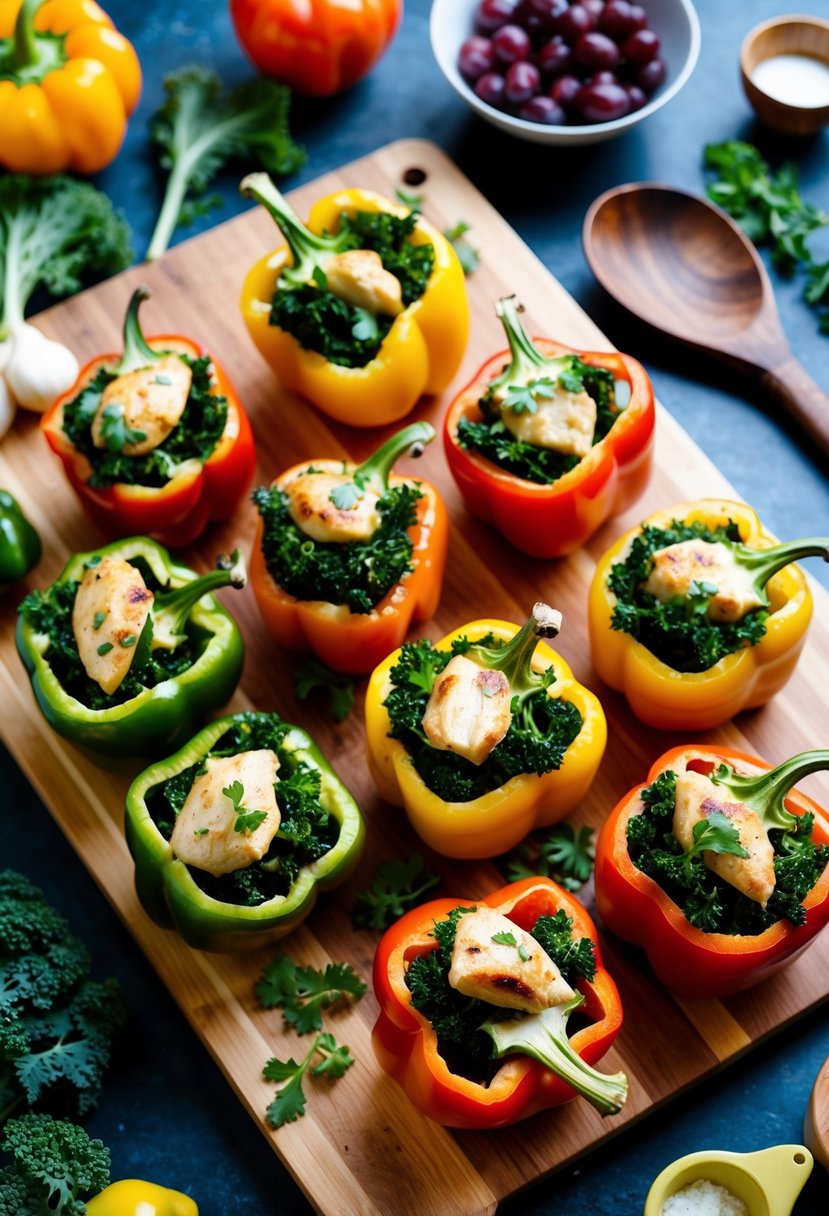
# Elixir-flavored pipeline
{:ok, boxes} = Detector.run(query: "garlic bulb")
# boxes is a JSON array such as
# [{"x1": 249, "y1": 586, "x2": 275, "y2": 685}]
[{"x1": 4, "y1": 323, "x2": 79, "y2": 414}]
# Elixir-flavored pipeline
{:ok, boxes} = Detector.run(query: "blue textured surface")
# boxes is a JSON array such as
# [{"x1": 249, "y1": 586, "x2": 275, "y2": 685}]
[{"x1": 3, "y1": 0, "x2": 829, "y2": 1211}]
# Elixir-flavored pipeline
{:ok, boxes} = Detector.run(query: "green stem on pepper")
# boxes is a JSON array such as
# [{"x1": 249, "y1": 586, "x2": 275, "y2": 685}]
[
  {"x1": 710, "y1": 750, "x2": 829, "y2": 834},
  {"x1": 150, "y1": 549, "x2": 245, "y2": 650},
  {"x1": 114, "y1": 287, "x2": 166, "y2": 374},
  {"x1": 467, "y1": 601, "x2": 562, "y2": 706},
  {"x1": 730, "y1": 538, "x2": 829, "y2": 606},
  {"x1": 240, "y1": 172, "x2": 348, "y2": 289},
  {"x1": 485, "y1": 296, "x2": 573, "y2": 404},
  {"x1": 345, "y1": 421, "x2": 434, "y2": 499}
]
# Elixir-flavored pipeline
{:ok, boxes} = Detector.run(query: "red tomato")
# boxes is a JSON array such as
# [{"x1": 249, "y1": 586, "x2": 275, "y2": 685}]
[{"x1": 230, "y1": 0, "x2": 403, "y2": 97}]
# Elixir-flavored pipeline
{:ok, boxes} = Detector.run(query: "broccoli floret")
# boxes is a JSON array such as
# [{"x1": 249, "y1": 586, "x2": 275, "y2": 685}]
[{"x1": 0, "y1": 1113, "x2": 110, "y2": 1216}]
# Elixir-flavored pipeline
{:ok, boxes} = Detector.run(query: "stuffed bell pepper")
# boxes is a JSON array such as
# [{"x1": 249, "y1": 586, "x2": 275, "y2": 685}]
[
  {"x1": 125, "y1": 711, "x2": 364, "y2": 950},
  {"x1": 17, "y1": 537, "x2": 245, "y2": 757},
  {"x1": 0, "y1": 0, "x2": 142, "y2": 175},
  {"x1": 373, "y1": 876, "x2": 627, "y2": 1128},
  {"x1": 444, "y1": 296, "x2": 655, "y2": 558},
  {"x1": 0, "y1": 489, "x2": 40, "y2": 586},
  {"x1": 589, "y1": 499, "x2": 829, "y2": 730},
  {"x1": 251, "y1": 422, "x2": 448, "y2": 675},
  {"x1": 41, "y1": 288, "x2": 255, "y2": 548},
  {"x1": 239, "y1": 173, "x2": 468, "y2": 426},
  {"x1": 87, "y1": 1179, "x2": 198, "y2": 1216},
  {"x1": 594, "y1": 745, "x2": 829, "y2": 998},
  {"x1": 365, "y1": 603, "x2": 606, "y2": 858}
]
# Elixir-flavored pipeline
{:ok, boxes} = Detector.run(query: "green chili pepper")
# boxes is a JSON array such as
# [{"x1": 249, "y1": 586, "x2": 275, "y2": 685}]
[
  {"x1": 125, "y1": 712, "x2": 364, "y2": 951},
  {"x1": 16, "y1": 536, "x2": 245, "y2": 757},
  {"x1": 0, "y1": 489, "x2": 41, "y2": 586}
]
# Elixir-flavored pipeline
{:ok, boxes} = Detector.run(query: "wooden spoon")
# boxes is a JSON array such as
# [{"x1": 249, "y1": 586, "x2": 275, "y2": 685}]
[{"x1": 583, "y1": 183, "x2": 829, "y2": 458}]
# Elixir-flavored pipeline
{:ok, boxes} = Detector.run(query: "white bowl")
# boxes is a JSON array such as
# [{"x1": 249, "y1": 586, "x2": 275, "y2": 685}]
[{"x1": 430, "y1": 0, "x2": 701, "y2": 146}]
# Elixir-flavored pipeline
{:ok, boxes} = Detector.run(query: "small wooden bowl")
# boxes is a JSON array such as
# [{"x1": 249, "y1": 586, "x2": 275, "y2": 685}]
[
  {"x1": 740, "y1": 16, "x2": 829, "y2": 135},
  {"x1": 803, "y1": 1052, "x2": 829, "y2": 1172}
]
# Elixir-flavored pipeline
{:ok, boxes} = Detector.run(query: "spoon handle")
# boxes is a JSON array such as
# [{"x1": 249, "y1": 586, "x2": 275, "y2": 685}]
[{"x1": 761, "y1": 356, "x2": 829, "y2": 460}]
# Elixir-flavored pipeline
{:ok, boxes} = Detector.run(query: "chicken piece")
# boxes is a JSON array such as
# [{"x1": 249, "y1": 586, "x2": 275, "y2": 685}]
[
  {"x1": 448, "y1": 906, "x2": 575, "y2": 1013},
  {"x1": 422, "y1": 654, "x2": 512, "y2": 767},
  {"x1": 72, "y1": 556, "x2": 154, "y2": 695},
  {"x1": 642, "y1": 540, "x2": 765, "y2": 623},
  {"x1": 282, "y1": 467, "x2": 382, "y2": 544},
  {"x1": 91, "y1": 354, "x2": 192, "y2": 456},
  {"x1": 673, "y1": 768, "x2": 776, "y2": 906},
  {"x1": 170, "y1": 749, "x2": 281, "y2": 878},
  {"x1": 500, "y1": 383, "x2": 597, "y2": 458},
  {"x1": 324, "y1": 249, "x2": 404, "y2": 317}
]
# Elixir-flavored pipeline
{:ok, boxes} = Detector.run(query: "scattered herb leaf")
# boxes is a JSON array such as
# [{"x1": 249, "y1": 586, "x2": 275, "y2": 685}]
[
  {"x1": 351, "y1": 853, "x2": 441, "y2": 931},
  {"x1": 256, "y1": 956, "x2": 366, "y2": 1034},
  {"x1": 293, "y1": 657, "x2": 356, "y2": 723},
  {"x1": 263, "y1": 1032, "x2": 354, "y2": 1129}
]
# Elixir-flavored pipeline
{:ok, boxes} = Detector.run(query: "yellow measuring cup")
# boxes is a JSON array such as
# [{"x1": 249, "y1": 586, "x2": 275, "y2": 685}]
[{"x1": 643, "y1": 1144, "x2": 814, "y2": 1215}]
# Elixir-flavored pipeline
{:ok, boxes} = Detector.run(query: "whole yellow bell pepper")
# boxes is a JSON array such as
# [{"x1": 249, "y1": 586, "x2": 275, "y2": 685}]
[
  {"x1": 0, "y1": 0, "x2": 141, "y2": 175},
  {"x1": 588, "y1": 498, "x2": 827, "y2": 731},
  {"x1": 239, "y1": 173, "x2": 469, "y2": 427},
  {"x1": 365, "y1": 608, "x2": 607, "y2": 859},
  {"x1": 86, "y1": 1179, "x2": 198, "y2": 1216}
]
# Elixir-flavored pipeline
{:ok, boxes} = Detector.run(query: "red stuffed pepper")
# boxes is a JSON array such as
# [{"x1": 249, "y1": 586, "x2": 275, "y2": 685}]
[
  {"x1": 444, "y1": 296, "x2": 655, "y2": 559},
  {"x1": 41, "y1": 288, "x2": 255, "y2": 548},
  {"x1": 372, "y1": 876, "x2": 627, "y2": 1128},
  {"x1": 594, "y1": 745, "x2": 829, "y2": 999}
]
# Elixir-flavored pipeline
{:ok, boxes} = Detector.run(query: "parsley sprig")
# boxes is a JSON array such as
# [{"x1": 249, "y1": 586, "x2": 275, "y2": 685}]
[
  {"x1": 502, "y1": 822, "x2": 595, "y2": 891},
  {"x1": 351, "y1": 853, "x2": 441, "y2": 931},
  {"x1": 97, "y1": 403, "x2": 147, "y2": 452},
  {"x1": 293, "y1": 658, "x2": 355, "y2": 723},
  {"x1": 263, "y1": 1032, "x2": 354, "y2": 1129},
  {"x1": 255, "y1": 956, "x2": 366, "y2": 1034},
  {"x1": 223, "y1": 780, "x2": 268, "y2": 835}
]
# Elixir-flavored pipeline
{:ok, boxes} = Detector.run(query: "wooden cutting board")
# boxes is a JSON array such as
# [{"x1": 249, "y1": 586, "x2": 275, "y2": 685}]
[{"x1": 2, "y1": 140, "x2": 828, "y2": 1216}]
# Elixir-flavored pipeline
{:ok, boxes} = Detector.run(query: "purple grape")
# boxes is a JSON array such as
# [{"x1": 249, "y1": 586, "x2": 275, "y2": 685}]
[
  {"x1": 599, "y1": 0, "x2": 636, "y2": 38},
  {"x1": 626, "y1": 3, "x2": 648, "y2": 31},
  {"x1": 475, "y1": 0, "x2": 519, "y2": 34},
  {"x1": 624, "y1": 83, "x2": 648, "y2": 110},
  {"x1": 574, "y1": 80, "x2": 631, "y2": 121},
  {"x1": 520, "y1": 94, "x2": 567, "y2": 123},
  {"x1": 492, "y1": 23, "x2": 532, "y2": 63},
  {"x1": 636, "y1": 55, "x2": 667, "y2": 93},
  {"x1": 550, "y1": 73, "x2": 582, "y2": 108},
  {"x1": 524, "y1": 0, "x2": 569, "y2": 25},
  {"x1": 474, "y1": 71, "x2": 507, "y2": 105},
  {"x1": 505, "y1": 59, "x2": 541, "y2": 103},
  {"x1": 622, "y1": 28, "x2": 660, "y2": 63},
  {"x1": 555, "y1": 4, "x2": 595, "y2": 41},
  {"x1": 458, "y1": 35, "x2": 496, "y2": 82},
  {"x1": 582, "y1": 0, "x2": 605, "y2": 19},
  {"x1": 536, "y1": 36, "x2": 572, "y2": 77},
  {"x1": 574, "y1": 31, "x2": 620, "y2": 68},
  {"x1": 589, "y1": 69, "x2": 619, "y2": 85}
]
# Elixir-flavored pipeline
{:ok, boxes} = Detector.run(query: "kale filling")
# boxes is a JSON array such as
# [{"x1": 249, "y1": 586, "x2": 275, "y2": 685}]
[
  {"x1": 61, "y1": 354, "x2": 228, "y2": 489},
  {"x1": 405, "y1": 905, "x2": 596, "y2": 1084},
  {"x1": 457, "y1": 359, "x2": 620, "y2": 486},
  {"x1": 252, "y1": 478, "x2": 422, "y2": 615},
  {"x1": 19, "y1": 560, "x2": 199, "y2": 711},
  {"x1": 383, "y1": 636, "x2": 583, "y2": 803},
  {"x1": 627, "y1": 770, "x2": 829, "y2": 934},
  {"x1": 148, "y1": 712, "x2": 339, "y2": 907},
  {"x1": 269, "y1": 211, "x2": 435, "y2": 368},
  {"x1": 608, "y1": 520, "x2": 769, "y2": 672}
]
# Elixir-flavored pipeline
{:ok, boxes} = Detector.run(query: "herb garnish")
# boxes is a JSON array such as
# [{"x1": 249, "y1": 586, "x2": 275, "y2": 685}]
[
  {"x1": 294, "y1": 658, "x2": 355, "y2": 723},
  {"x1": 502, "y1": 822, "x2": 595, "y2": 890},
  {"x1": 263, "y1": 1033, "x2": 354, "y2": 1129},
  {"x1": 223, "y1": 780, "x2": 269, "y2": 835},
  {"x1": 255, "y1": 955, "x2": 366, "y2": 1033},
  {"x1": 351, "y1": 853, "x2": 441, "y2": 931}
]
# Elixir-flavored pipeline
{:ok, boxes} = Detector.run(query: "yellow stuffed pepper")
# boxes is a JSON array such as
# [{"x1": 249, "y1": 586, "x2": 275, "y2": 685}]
[
  {"x1": 365, "y1": 603, "x2": 607, "y2": 859},
  {"x1": 86, "y1": 1179, "x2": 197, "y2": 1216},
  {"x1": 0, "y1": 0, "x2": 141, "y2": 175},
  {"x1": 588, "y1": 498, "x2": 828, "y2": 731},
  {"x1": 239, "y1": 172, "x2": 469, "y2": 426}
]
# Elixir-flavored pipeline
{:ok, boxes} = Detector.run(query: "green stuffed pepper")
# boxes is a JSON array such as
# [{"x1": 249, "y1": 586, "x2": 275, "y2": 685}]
[
  {"x1": 17, "y1": 536, "x2": 245, "y2": 758},
  {"x1": 0, "y1": 490, "x2": 41, "y2": 586},
  {"x1": 125, "y1": 711, "x2": 364, "y2": 950}
]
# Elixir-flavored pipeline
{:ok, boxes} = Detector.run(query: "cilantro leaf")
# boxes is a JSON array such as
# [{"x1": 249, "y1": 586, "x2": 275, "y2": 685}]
[
  {"x1": 223, "y1": 781, "x2": 268, "y2": 835},
  {"x1": 443, "y1": 220, "x2": 479, "y2": 275},
  {"x1": 328, "y1": 482, "x2": 363, "y2": 511},
  {"x1": 502, "y1": 822, "x2": 595, "y2": 890},
  {"x1": 98, "y1": 404, "x2": 147, "y2": 453},
  {"x1": 686, "y1": 811, "x2": 750, "y2": 863},
  {"x1": 491, "y1": 931, "x2": 518, "y2": 947},
  {"x1": 263, "y1": 1032, "x2": 354, "y2": 1129},
  {"x1": 502, "y1": 376, "x2": 557, "y2": 415},
  {"x1": 255, "y1": 956, "x2": 366, "y2": 1034},
  {"x1": 396, "y1": 187, "x2": 424, "y2": 210},
  {"x1": 293, "y1": 657, "x2": 355, "y2": 723},
  {"x1": 351, "y1": 853, "x2": 441, "y2": 931}
]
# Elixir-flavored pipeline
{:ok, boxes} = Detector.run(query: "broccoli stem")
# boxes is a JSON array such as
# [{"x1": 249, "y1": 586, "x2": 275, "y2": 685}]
[
  {"x1": 151, "y1": 549, "x2": 246, "y2": 649},
  {"x1": 710, "y1": 750, "x2": 829, "y2": 833},
  {"x1": 355, "y1": 422, "x2": 434, "y2": 495},
  {"x1": 113, "y1": 288, "x2": 164, "y2": 374},
  {"x1": 240, "y1": 172, "x2": 346, "y2": 288},
  {"x1": 732, "y1": 538, "x2": 829, "y2": 603},
  {"x1": 469, "y1": 602, "x2": 562, "y2": 697},
  {"x1": 482, "y1": 995, "x2": 628, "y2": 1116},
  {"x1": 486, "y1": 296, "x2": 568, "y2": 397}
]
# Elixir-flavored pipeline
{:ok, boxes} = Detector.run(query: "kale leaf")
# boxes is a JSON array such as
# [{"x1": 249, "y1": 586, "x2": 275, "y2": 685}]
[
  {"x1": 0, "y1": 872, "x2": 126, "y2": 1125},
  {"x1": 383, "y1": 637, "x2": 583, "y2": 803},
  {"x1": 253, "y1": 480, "x2": 421, "y2": 614},
  {"x1": 0, "y1": 1112, "x2": 110, "y2": 1215},
  {"x1": 61, "y1": 355, "x2": 228, "y2": 489},
  {"x1": 608, "y1": 520, "x2": 768, "y2": 672},
  {"x1": 269, "y1": 210, "x2": 435, "y2": 368}
]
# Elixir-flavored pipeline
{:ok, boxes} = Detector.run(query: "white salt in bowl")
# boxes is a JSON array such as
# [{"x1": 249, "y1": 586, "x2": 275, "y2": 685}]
[
  {"x1": 740, "y1": 15, "x2": 829, "y2": 135},
  {"x1": 642, "y1": 1145, "x2": 813, "y2": 1216}
]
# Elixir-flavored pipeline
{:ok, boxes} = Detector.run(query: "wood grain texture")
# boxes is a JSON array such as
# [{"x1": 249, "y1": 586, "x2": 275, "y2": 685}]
[
  {"x1": 583, "y1": 184, "x2": 829, "y2": 459},
  {"x1": 2, "y1": 140, "x2": 828, "y2": 1216}
]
